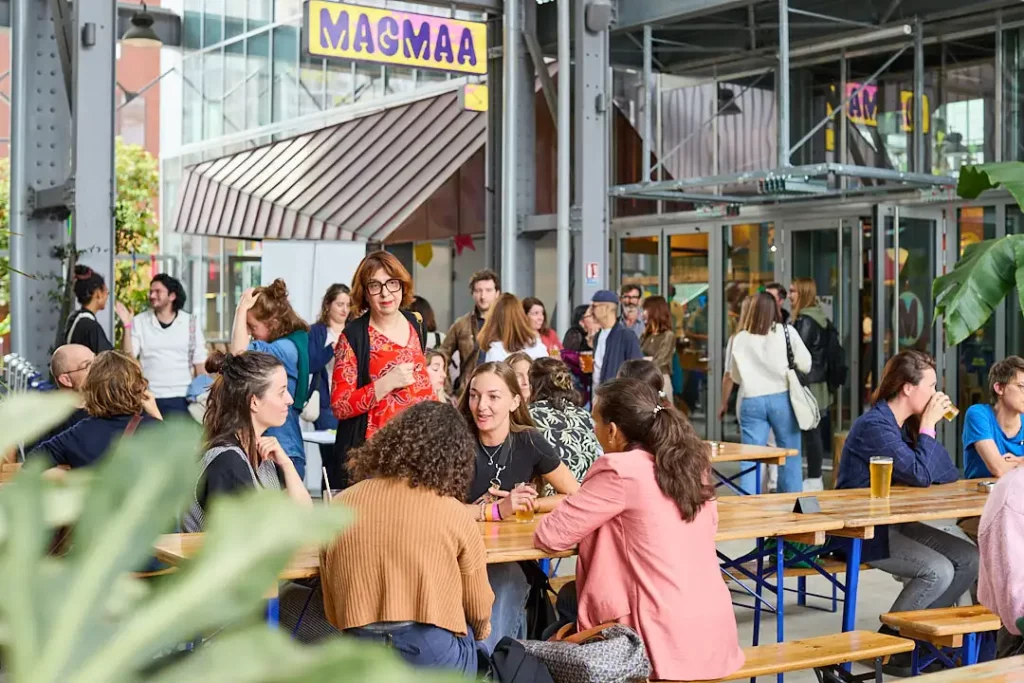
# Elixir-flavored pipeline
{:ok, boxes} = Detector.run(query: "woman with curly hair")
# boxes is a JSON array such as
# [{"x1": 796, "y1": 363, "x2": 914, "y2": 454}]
[
  {"x1": 535, "y1": 379, "x2": 744, "y2": 681},
  {"x1": 321, "y1": 401, "x2": 492, "y2": 677},
  {"x1": 183, "y1": 352, "x2": 311, "y2": 532},
  {"x1": 479, "y1": 293, "x2": 547, "y2": 363},
  {"x1": 528, "y1": 357, "x2": 601, "y2": 484},
  {"x1": 458, "y1": 361, "x2": 579, "y2": 652},
  {"x1": 230, "y1": 279, "x2": 311, "y2": 478},
  {"x1": 31, "y1": 350, "x2": 160, "y2": 468}
]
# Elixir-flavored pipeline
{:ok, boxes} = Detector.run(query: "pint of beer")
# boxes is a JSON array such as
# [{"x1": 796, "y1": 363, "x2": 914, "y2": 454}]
[
  {"x1": 944, "y1": 405, "x2": 960, "y2": 422},
  {"x1": 870, "y1": 456, "x2": 893, "y2": 498},
  {"x1": 579, "y1": 351, "x2": 594, "y2": 374},
  {"x1": 514, "y1": 483, "x2": 535, "y2": 523}
]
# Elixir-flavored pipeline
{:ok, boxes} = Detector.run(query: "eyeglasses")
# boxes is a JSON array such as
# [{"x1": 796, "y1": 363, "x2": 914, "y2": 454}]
[
  {"x1": 621, "y1": 294, "x2": 640, "y2": 302},
  {"x1": 67, "y1": 362, "x2": 92, "y2": 375},
  {"x1": 366, "y1": 279, "x2": 402, "y2": 296}
]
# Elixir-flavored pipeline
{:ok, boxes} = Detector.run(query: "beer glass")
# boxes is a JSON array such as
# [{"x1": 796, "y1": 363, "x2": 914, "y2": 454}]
[
  {"x1": 944, "y1": 405, "x2": 960, "y2": 422},
  {"x1": 579, "y1": 351, "x2": 594, "y2": 374},
  {"x1": 514, "y1": 483, "x2": 535, "y2": 523},
  {"x1": 869, "y1": 456, "x2": 893, "y2": 499}
]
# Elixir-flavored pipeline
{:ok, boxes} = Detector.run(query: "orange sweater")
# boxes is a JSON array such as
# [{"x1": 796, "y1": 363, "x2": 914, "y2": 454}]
[{"x1": 320, "y1": 477, "x2": 493, "y2": 640}]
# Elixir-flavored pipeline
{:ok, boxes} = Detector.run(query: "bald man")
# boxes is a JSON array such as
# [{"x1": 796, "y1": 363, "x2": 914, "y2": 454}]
[
  {"x1": 51, "y1": 344, "x2": 95, "y2": 391},
  {"x1": 25, "y1": 345, "x2": 94, "y2": 452}
]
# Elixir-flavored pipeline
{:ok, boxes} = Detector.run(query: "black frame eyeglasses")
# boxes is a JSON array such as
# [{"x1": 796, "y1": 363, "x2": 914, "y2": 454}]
[{"x1": 366, "y1": 279, "x2": 402, "y2": 296}]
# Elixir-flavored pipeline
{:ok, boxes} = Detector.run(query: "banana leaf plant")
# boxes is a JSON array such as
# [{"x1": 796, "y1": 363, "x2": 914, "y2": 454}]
[
  {"x1": 933, "y1": 162, "x2": 1024, "y2": 346},
  {"x1": 0, "y1": 393, "x2": 457, "y2": 683}
]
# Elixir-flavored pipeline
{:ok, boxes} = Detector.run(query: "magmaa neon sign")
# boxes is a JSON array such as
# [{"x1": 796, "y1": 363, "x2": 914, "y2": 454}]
[
  {"x1": 827, "y1": 83, "x2": 930, "y2": 133},
  {"x1": 304, "y1": 1, "x2": 487, "y2": 75}
]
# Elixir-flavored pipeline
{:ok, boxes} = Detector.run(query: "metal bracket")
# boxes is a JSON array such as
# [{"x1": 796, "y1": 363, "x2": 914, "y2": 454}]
[
  {"x1": 27, "y1": 180, "x2": 74, "y2": 219},
  {"x1": 488, "y1": 46, "x2": 503, "y2": 59}
]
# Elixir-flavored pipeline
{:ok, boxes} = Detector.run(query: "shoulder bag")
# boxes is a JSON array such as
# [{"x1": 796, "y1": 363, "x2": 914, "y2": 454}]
[
  {"x1": 519, "y1": 622, "x2": 651, "y2": 683},
  {"x1": 783, "y1": 324, "x2": 820, "y2": 430}
]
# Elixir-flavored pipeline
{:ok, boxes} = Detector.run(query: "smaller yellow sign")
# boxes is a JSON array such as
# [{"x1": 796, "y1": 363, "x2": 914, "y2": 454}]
[
  {"x1": 460, "y1": 84, "x2": 488, "y2": 112},
  {"x1": 305, "y1": 1, "x2": 487, "y2": 75}
]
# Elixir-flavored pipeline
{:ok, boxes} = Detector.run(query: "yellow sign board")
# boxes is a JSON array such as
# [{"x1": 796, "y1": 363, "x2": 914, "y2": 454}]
[
  {"x1": 304, "y1": 1, "x2": 487, "y2": 75},
  {"x1": 460, "y1": 84, "x2": 488, "y2": 112}
]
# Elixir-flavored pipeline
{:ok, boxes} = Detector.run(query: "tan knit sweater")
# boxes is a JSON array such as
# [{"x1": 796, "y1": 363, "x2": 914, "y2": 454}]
[{"x1": 320, "y1": 477, "x2": 494, "y2": 640}]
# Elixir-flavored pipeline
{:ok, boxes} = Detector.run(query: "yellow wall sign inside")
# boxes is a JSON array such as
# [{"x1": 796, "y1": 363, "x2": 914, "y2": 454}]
[
  {"x1": 460, "y1": 84, "x2": 488, "y2": 112},
  {"x1": 305, "y1": 1, "x2": 487, "y2": 75}
]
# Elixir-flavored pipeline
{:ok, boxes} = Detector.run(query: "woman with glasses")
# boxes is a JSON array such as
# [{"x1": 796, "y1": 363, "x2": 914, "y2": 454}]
[{"x1": 330, "y1": 251, "x2": 433, "y2": 490}]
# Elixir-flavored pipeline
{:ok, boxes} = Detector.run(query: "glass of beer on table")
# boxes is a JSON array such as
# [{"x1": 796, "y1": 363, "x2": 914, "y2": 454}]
[
  {"x1": 579, "y1": 351, "x2": 594, "y2": 374},
  {"x1": 870, "y1": 456, "x2": 893, "y2": 499},
  {"x1": 514, "y1": 482, "x2": 535, "y2": 523}
]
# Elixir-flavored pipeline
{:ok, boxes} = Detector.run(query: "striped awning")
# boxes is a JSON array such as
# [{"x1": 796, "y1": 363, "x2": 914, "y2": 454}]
[{"x1": 172, "y1": 89, "x2": 486, "y2": 242}]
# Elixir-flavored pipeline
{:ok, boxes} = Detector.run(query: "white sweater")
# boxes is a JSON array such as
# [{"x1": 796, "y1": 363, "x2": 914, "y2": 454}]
[
  {"x1": 485, "y1": 337, "x2": 548, "y2": 363},
  {"x1": 729, "y1": 325, "x2": 811, "y2": 399}
]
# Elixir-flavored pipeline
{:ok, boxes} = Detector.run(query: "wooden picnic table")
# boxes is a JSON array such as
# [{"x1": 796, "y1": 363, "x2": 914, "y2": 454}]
[
  {"x1": 907, "y1": 656, "x2": 1024, "y2": 681},
  {"x1": 721, "y1": 479, "x2": 993, "y2": 533},
  {"x1": 153, "y1": 504, "x2": 843, "y2": 578},
  {"x1": 708, "y1": 442, "x2": 796, "y2": 464}
]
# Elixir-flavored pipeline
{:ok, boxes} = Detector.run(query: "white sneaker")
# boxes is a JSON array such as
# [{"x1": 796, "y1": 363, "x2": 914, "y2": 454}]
[
  {"x1": 803, "y1": 477, "x2": 824, "y2": 492},
  {"x1": 767, "y1": 464, "x2": 778, "y2": 492}
]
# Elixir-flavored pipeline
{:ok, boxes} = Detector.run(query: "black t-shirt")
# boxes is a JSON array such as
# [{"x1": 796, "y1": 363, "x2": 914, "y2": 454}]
[
  {"x1": 467, "y1": 429, "x2": 562, "y2": 503},
  {"x1": 66, "y1": 311, "x2": 113, "y2": 354},
  {"x1": 197, "y1": 443, "x2": 283, "y2": 514}
]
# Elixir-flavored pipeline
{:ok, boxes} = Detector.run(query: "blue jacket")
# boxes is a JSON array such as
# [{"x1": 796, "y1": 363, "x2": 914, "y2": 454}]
[
  {"x1": 836, "y1": 401, "x2": 959, "y2": 562},
  {"x1": 249, "y1": 338, "x2": 306, "y2": 477},
  {"x1": 595, "y1": 322, "x2": 644, "y2": 386},
  {"x1": 308, "y1": 322, "x2": 338, "y2": 431}
]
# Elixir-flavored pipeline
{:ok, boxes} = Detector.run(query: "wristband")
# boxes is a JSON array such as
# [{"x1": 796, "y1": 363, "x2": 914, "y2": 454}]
[
  {"x1": 123, "y1": 322, "x2": 133, "y2": 328},
  {"x1": 492, "y1": 502, "x2": 501, "y2": 521},
  {"x1": 920, "y1": 427, "x2": 936, "y2": 438}
]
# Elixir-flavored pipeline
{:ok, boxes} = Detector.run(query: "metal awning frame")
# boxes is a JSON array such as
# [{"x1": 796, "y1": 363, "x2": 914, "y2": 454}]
[{"x1": 609, "y1": 163, "x2": 957, "y2": 205}]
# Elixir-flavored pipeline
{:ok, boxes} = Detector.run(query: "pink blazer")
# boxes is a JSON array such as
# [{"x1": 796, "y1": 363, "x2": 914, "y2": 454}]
[{"x1": 534, "y1": 449, "x2": 744, "y2": 681}]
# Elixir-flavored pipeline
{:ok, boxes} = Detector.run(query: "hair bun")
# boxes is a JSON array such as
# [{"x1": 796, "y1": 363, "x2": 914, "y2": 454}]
[
  {"x1": 74, "y1": 265, "x2": 94, "y2": 279},
  {"x1": 266, "y1": 278, "x2": 289, "y2": 298}
]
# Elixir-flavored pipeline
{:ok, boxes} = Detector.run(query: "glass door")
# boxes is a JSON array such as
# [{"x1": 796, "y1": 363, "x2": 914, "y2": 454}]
[
  {"x1": 664, "y1": 226, "x2": 721, "y2": 440},
  {"x1": 874, "y1": 204, "x2": 951, "y2": 449}
]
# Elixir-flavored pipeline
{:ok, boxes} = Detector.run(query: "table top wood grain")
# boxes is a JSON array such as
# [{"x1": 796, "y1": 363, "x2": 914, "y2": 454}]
[
  {"x1": 153, "y1": 503, "x2": 843, "y2": 579},
  {"x1": 905, "y1": 656, "x2": 1024, "y2": 682},
  {"x1": 721, "y1": 479, "x2": 993, "y2": 531},
  {"x1": 707, "y1": 442, "x2": 796, "y2": 464}
]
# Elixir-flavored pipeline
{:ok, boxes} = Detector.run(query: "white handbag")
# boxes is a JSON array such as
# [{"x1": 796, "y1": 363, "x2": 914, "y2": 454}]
[{"x1": 783, "y1": 324, "x2": 820, "y2": 431}]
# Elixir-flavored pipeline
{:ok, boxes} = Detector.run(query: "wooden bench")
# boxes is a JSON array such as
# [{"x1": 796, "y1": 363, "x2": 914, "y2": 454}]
[
  {"x1": 672, "y1": 630, "x2": 913, "y2": 682},
  {"x1": 880, "y1": 605, "x2": 1002, "y2": 674}
]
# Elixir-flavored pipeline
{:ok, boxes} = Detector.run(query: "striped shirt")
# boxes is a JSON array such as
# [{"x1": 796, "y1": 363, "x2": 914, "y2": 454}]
[{"x1": 320, "y1": 477, "x2": 493, "y2": 639}]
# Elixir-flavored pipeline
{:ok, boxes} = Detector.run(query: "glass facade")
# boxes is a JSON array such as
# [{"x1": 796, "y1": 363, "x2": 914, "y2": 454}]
[{"x1": 164, "y1": 0, "x2": 480, "y2": 340}]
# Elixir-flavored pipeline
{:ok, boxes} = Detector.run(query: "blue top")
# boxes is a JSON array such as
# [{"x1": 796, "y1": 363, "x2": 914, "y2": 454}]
[
  {"x1": 249, "y1": 338, "x2": 306, "y2": 475},
  {"x1": 594, "y1": 322, "x2": 644, "y2": 386},
  {"x1": 33, "y1": 414, "x2": 159, "y2": 468},
  {"x1": 962, "y1": 404, "x2": 1024, "y2": 478},
  {"x1": 308, "y1": 322, "x2": 339, "y2": 431},
  {"x1": 185, "y1": 374, "x2": 215, "y2": 402},
  {"x1": 836, "y1": 401, "x2": 959, "y2": 562}
]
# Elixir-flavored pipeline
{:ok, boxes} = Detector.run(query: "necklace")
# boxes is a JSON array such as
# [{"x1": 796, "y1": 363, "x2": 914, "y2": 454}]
[{"x1": 480, "y1": 434, "x2": 511, "y2": 489}]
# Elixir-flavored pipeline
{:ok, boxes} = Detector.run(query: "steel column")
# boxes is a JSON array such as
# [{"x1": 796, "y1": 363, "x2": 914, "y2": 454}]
[
  {"x1": 839, "y1": 50, "x2": 847, "y2": 188},
  {"x1": 72, "y1": 0, "x2": 117, "y2": 340},
  {"x1": 556, "y1": 0, "x2": 571, "y2": 334},
  {"x1": 777, "y1": 0, "x2": 791, "y2": 167},
  {"x1": 486, "y1": 15, "x2": 503, "y2": 272},
  {"x1": 996, "y1": 11, "x2": 1004, "y2": 163},
  {"x1": 913, "y1": 18, "x2": 925, "y2": 174},
  {"x1": 10, "y1": 0, "x2": 72, "y2": 368},
  {"x1": 573, "y1": 0, "x2": 610, "y2": 302},
  {"x1": 500, "y1": 0, "x2": 520, "y2": 293},
  {"x1": 642, "y1": 25, "x2": 653, "y2": 182}
]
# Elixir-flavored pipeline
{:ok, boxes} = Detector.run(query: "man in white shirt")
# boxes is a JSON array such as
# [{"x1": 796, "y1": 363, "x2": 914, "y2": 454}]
[{"x1": 115, "y1": 274, "x2": 207, "y2": 416}]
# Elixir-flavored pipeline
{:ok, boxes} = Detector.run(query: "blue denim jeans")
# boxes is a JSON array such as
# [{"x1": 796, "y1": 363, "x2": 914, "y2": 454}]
[
  {"x1": 481, "y1": 562, "x2": 529, "y2": 654},
  {"x1": 347, "y1": 622, "x2": 478, "y2": 678},
  {"x1": 738, "y1": 392, "x2": 803, "y2": 494}
]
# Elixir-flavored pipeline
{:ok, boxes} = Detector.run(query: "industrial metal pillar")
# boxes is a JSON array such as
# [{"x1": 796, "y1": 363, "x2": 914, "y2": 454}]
[
  {"x1": 10, "y1": 0, "x2": 72, "y2": 369},
  {"x1": 777, "y1": 0, "x2": 791, "y2": 167},
  {"x1": 72, "y1": 0, "x2": 117, "y2": 337},
  {"x1": 485, "y1": 16, "x2": 503, "y2": 273},
  {"x1": 573, "y1": 0, "x2": 611, "y2": 303},
  {"x1": 555, "y1": 0, "x2": 571, "y2": 334}
]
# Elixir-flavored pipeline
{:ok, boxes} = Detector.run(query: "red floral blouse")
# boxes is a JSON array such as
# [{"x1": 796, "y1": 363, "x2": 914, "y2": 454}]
[{"x1": 331, "y1": 322, "x2": 434, "y2": 440}]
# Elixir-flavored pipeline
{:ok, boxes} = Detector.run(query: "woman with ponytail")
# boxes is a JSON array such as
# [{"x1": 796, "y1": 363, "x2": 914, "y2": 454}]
[
  {"x1": 527, "y1": 356, "x2": 601, "y2": 483},
  {"x1": 183, "y1": 352, "x2": 311, "y2": 532},
  {"x1": 230, "y1": 279, "x2": 311, "y2": 478},
  {"x1": 534, "y1": 379, "x2": 744, "y2": 682},
  {"x1": 64, "y1": 265, "x2": 114, "y2": 353}
]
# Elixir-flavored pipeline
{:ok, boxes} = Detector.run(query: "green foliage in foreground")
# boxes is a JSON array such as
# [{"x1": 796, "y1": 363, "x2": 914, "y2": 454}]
[{"x1": 0, "y1": 393, "x2": 457, "y2": 683}]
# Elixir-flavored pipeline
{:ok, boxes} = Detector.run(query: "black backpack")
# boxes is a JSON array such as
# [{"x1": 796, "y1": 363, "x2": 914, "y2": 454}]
[
  {"x1": 485, "y1": 638, "x2": 555, "y2": 683},
  {"x1": 824, "y1": 321, "x2": 848, "y2": 392}
]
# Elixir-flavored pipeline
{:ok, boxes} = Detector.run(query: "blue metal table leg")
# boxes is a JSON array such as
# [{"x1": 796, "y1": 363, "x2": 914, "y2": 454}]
[
  {"x1": 964, "y1": 632, "x2": 978, "y2": 666},
  {"x1": 752, "y1": 538, "x2": 764, "y2": 648},
  {"x1": 797, "y1": 576, "x2": 807, "y2": 607},
  {"x1": 911, "y1": 646, "x2": 920, "y2": 676},
  {"x1": 776, "y1": 538, "x2": 785, "y2": 683},
  {"x1": 842, "y1": 539, "x2": 862, "y2": 632},
  {"x1": 539, "y1": 559, "x2": 551, "y2": 576},
  {"x1": 755, "y1": 463, "x2": 762, "y2": 495},
  {"x1": 267, "y1": 597, "x2": 280, "y2": 627}
]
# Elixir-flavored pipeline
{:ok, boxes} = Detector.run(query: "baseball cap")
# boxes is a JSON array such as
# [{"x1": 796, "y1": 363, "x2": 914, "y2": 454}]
[{"x1": 591, "y1": 290, "x2": 619, "y2": 304}]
